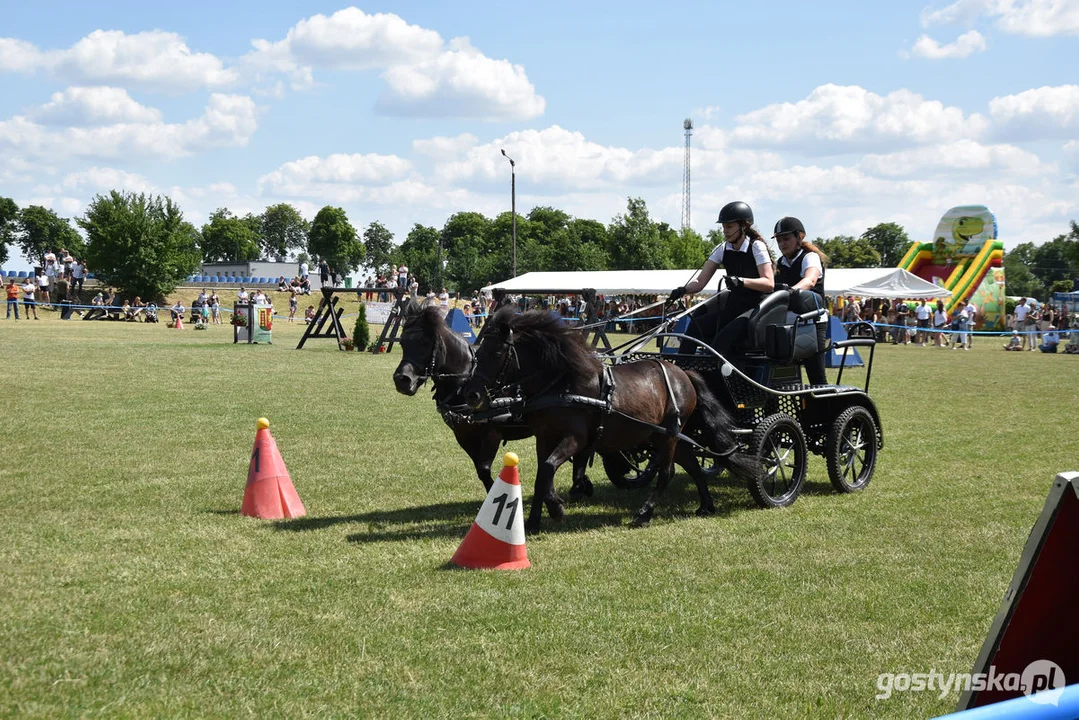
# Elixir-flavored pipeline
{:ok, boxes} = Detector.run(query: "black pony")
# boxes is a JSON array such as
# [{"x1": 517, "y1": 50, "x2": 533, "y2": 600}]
[
  {"x1": 392, "y1": 303, "x2": 593, "y2": 518},
  {"x1": 464, "y1": 308, "x2": 758, "y2": 529}
]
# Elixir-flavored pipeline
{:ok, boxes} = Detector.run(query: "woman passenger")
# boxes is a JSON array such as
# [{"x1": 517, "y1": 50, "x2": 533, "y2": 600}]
[{"x1": 773, "y1": 216, "x2": 828, "y2": 385}]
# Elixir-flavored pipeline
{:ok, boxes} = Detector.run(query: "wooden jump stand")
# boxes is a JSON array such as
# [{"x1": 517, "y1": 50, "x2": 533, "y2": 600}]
[
  {"x1": 295, "y1": 286, "x2": 409, "y2": 351},
  {"x1": 489, "y1": 287, "x2": 611, "y2": 350}
]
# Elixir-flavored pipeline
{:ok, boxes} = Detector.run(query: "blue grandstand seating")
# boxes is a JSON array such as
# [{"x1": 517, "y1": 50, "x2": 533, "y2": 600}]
[{"x1": 17, "y1": 271, "x2": 28, "y2": 278}]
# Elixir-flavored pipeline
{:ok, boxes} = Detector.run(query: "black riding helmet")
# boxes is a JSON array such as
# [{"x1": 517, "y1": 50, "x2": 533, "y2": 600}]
[
  {"x1": 716, "y1": 201, "x2": 753, "y2": 225},
  {"x1": 772, "y1": 216, "x2": 805, "y2": 237}
]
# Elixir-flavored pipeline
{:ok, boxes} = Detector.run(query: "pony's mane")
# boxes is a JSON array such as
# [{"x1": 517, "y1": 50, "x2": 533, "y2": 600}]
[{"x1": 508, "y1": 310, "x2": 601, "y2": 381}]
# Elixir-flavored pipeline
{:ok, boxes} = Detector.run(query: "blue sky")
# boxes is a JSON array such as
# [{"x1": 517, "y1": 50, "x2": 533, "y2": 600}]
[{"x1": 1, "y1": 0, "x2": 1077, "y2": 270}]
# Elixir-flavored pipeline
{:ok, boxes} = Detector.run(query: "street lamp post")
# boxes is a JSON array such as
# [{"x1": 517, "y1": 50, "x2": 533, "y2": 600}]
[{"x1": 501, "y1": 149, "x2": 517, "y2": 277}]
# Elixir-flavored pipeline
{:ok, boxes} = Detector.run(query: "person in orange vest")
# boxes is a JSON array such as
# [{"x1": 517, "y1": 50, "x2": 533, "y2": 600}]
[{"x1": 5, "y1": 278, "x2": 20, "y2": 319}]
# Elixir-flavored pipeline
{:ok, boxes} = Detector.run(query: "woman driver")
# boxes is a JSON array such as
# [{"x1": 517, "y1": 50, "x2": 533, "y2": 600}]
[
  {"x1": 774, "y1": 216, "x2": 829, "y2": 385},
  {"x1": 670, "y1": 201, "x2": 774, "y2": 357}
]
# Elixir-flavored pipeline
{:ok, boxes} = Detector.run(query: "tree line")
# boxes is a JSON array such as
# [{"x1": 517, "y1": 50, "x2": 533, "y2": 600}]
[{"x1": 0, "y1": 191, "x2": 1075, "y2": 301}]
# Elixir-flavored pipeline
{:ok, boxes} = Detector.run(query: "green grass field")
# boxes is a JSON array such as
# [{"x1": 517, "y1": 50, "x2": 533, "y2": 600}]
[{"x1": 1, "y1": 303, "x2": 1075, "y2": 718}]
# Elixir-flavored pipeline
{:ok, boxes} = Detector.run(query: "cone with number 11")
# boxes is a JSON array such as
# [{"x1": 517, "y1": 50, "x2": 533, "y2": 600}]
[
  {"x1": 451, "y1": 452, "x2": 530, "y2": 570},
  {"x1": 241, "y1": 417, "x2": 306, "y2": 519}
]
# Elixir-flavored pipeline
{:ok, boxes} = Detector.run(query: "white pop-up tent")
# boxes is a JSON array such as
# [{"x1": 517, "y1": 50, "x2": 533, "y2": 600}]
[{"x1": 482, "y1": 268, "x2": 950, "y2": 300}]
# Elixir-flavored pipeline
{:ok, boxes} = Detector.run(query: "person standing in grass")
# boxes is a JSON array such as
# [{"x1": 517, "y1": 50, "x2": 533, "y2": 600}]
[
  {"x1": 1013, "y1": 298, "x2": 1031, "y2": 350},
  {"x1": 210, "y1": 291, "x2": 221, "y2": 324},
  {"x1": 6, "y1": 278, "x2": 20, "y2": 319},
  {"x1": 288, "y1": 292, "x2": 297, "y2": 322},
  {"x1": 36, "y1": 270, "x2": 51, "y2": 308},
  {"x1": 20, "y1": 277, "x2": 39, "y2": 319},
  {"x1": 933, "y1": 299, "x2": 949, "y2": 347},
  {"x1": 914, "y1": 299, "x2": 931, "y2": 346}
]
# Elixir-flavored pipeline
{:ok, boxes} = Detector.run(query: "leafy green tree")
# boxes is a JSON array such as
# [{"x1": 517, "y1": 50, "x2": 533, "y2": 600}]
[
  {"x1": 16, "y1": 205, "x2": 83, "y2": 267},
  {"x1": 607, "y1": 197, "x2": 667, "y2": 270},
  {"x1": 664, "y1": 225, "x2": 710, "y2": 269},
  {"x1": 78, "y1": 191, "x2": 200, "y2": 300},
  {"x1": 816, "y1": 235, "x2": 881, "y2": 268},
  {"x1": 200, "y1": 208, "x2": 259, "y2": 263},
  {"x1": 363, "y1": 221, "x2": 395, "y2": 274},
  {"x1": 1003, "y1": 243, "x2": 1043, "y2": 298},
  {"x1": 260, "y1": 203, "x2": 308, "y2": 260},
  {"x1": 309, "y1": 206, "x2": 363, "y2": 274},
  {"x1": 1031, "y1": 231, "x2": 1078, "y2": 292},
  {"x1": 566, "y1": 218, "x2": 609, "y2": 270},
  {"x1": 396, "y1": 224, "x2": 440, "y2": 291},
  {"x1": 0, "y1": 196, "x2": 18, "y2": 265},
  {"x1": 1051, "y1": 279, "x2": 1074, "y2": 294},
  {"x1": 440, "y1": 212, "x2": 490, "y2": 256},
  {"x1": 860, "y1": 222, "x2": 910, "y2": 267}
]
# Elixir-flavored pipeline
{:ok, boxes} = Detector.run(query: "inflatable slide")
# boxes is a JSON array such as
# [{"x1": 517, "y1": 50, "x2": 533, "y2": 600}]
[{"x1": 897, "y1": 205, "x2": 1006, "y2": 331}]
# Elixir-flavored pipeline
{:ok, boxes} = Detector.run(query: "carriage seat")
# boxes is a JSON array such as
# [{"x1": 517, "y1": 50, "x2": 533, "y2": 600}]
[{"x1": 743, "y1": 289, "x2": 828, "y2": 363}]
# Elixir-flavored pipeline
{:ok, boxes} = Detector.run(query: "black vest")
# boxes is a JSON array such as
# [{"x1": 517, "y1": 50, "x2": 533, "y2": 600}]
[
  {"x1": 720, "y1": 239, "x2": 766, "y2": 312},
  {"x1": 777, "y1": 247, "x2": 825, "y2": 296}
]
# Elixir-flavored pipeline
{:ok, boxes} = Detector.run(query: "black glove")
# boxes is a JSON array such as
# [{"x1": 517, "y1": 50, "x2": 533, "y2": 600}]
[
  {"x1": 774, "y1": 282, "x2": 791, "y2": 292},
  {"x1": 668, "y1": 286, "x2": 686, "y2": 302},
  {"x1": 723, "y1": 275, "x2": 744, "y2": 290}
]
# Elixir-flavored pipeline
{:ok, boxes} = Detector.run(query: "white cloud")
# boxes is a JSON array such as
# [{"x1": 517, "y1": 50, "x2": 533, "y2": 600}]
[
  {"x1": 55, "y1": 167, "x2": 158, "y2": 195},
  {"x1": 432, "y1": 126, "x2": 682, "y2": 190},
  {"x1": 412, "y1": 133, "x2": 479, "y2": 159},
  {"x1": 989, "y1": 84, "x2": 1079, "y2": 137},
  {"x1": 0, "y1": 38, "x2": 45, "y2": 72},
  {"x1": 376, "y1": 38, "x2": 545, "y2": 120},
  {"x1": 0, "y1": 30, "x2": 238, "y2": 92},
  {"x1": 1065, "y1": 140, "x2": 1079, "y2": 167},
  {"x1": 243, "y1": 8, "x2": 545, "y2": 120},
  {"x1": 278, "y1": 7, "x2": 442, "y2": 69},
  {"x1": 257, "y1": 152, "x2": 414, "y2": 198},
  {"x1": 921, "y1": 0, "x2": 1079, "y2": 37},
  {"x1": 0, "y1": 94, "x2": 259, "y2": 161},
  {"x1": 905, "y1": 30, "x2": 987, "y2": 59},
  {"x1": 28, "y1": 87, "x2": 163, "y2": 126},
  {"x1": 731, "y1": 84, "x2": 989, "y2": 150},
  {"x1": 858, "y1": 140, "x2": 1047, "y2": 176}
]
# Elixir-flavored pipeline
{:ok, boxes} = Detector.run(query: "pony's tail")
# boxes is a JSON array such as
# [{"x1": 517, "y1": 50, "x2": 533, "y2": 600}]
[{"x1": 685, "y1": 370, "x2": 759, "y2": 483}]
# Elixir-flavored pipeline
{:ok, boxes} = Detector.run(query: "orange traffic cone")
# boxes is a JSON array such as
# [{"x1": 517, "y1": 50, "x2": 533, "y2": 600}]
[
  {"x1": 451, "y1": 452, "x2": 530, "y2": 570},
  {"x1": 241, "y1": 418, "x2": 306, "y2": 519},
  {"x1": 175, "y1": 315, "x2": 184, "y2": 329}
]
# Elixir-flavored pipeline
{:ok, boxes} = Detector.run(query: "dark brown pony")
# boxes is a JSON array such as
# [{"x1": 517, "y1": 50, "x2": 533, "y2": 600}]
[
  {"x1": 464, "y1": 308, "x2": 757, "y2": 530},
  {"x1": 392, "y1": 303, "x2": 593, "y2": 518}
]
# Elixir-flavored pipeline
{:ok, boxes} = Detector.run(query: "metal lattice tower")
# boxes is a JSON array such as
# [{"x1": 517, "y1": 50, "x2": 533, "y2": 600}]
[{"x1": 681, "y1": 118, "x2": 693, "y2": 231}]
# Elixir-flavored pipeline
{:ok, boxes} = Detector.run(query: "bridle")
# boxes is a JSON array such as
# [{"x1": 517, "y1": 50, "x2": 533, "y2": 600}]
[
  {"x1": 472, "y1": 327, "x2": 567, "y2": 405},
  {"x1": 401, "y1": 323, "x2": 475, "y2": 388},
  {"x1": 471, "y1": 327, "x2": 523, "y2": 401}
]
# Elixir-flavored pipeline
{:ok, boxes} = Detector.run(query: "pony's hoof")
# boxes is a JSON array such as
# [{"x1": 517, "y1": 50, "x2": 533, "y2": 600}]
[
  {"x1": 631, "y1": 506, "x2": 654, "y2": 527},
  {"x1": 524, "y1": 518, "x2": 541, "y2": 534},
  {"x1": 695, "y1": 504, "x2": 717, "y2": 517},
  {"x1": 547, "y1": 501, "x2": 566, "y2": 523},
  {"x1": 568, "y1": 478, "x2": 594, "y2": 500}
]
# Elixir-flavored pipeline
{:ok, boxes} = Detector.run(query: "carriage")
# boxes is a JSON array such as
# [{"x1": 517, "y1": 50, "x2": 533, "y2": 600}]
[
  {"x1": 394, "y1": 286, "x2": 883, "y2": 529},
  {"x1": 596, "y1": 287, "x2": 883, "y2": 509}
]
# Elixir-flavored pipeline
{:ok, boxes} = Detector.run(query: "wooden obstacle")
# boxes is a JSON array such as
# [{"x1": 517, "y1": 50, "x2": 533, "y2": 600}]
[{"x1": 296, "y1": 286, "x2": 410, "y2": 352}]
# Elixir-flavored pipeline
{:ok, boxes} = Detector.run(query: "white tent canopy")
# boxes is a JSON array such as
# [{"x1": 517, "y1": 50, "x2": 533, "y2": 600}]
[{"x1": 482, "y1": 268, "x2": 950, "y2": 300}]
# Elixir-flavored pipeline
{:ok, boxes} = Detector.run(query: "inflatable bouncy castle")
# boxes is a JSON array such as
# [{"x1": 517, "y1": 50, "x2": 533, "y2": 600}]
[{"x1": 897, "y1": 205, "x2": 1006, "y2": 331}]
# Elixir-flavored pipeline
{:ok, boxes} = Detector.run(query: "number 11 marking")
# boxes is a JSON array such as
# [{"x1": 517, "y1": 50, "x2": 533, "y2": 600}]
[{"x1": 490, "y1": 493, "x2": 519, "y2": 530}]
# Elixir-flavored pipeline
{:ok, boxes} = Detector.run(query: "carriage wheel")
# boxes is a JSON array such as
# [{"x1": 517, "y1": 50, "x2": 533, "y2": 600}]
[
  {"x1": 602, "y1": 447, "x2": 658, "y2": 489},
  {"x1": 825, "y1": 406, "x2": 878, "y2": 493},
  {"x1": 747, "y1": 413, "x2": 807, "y2": 508}
]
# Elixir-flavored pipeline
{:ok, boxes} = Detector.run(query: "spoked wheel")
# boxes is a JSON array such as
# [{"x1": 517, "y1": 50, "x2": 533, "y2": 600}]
[
  {"x1": 826, "y1": 406, "x2": 878, "y2": 493},
  {"x1": 602, "y1": 447, "x2": 659, "y2": 489},
  {"x1": 747, "y1": 413, "x2": 807, "y2": 508}
]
